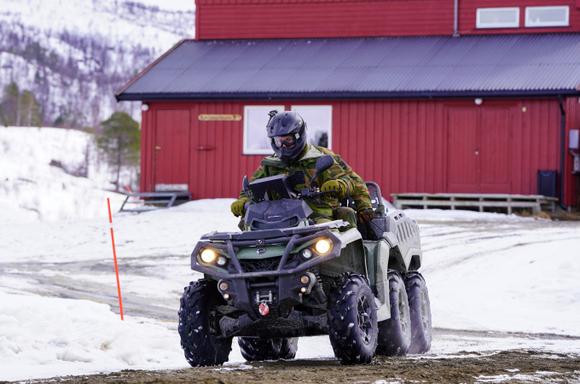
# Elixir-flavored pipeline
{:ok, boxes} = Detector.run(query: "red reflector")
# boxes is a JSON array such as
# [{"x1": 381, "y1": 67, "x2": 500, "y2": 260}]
[{"x1": 258, "y1": 302, "x2": 270, "y2": 317}]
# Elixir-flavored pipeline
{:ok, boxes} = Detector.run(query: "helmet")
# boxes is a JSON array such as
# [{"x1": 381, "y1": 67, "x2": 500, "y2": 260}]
[{"x1": 266, "y1": 110, "x2": 307, "y2": 162}]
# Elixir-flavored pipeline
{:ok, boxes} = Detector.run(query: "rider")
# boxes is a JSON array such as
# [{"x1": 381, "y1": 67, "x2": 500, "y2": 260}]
[{"x1": 230, "y1": 110, "x2": 374, "y2": 227}]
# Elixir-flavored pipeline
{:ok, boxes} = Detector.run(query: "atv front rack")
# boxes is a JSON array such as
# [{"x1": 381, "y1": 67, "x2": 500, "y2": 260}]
[
  {"x1": 201, "y1": 220, "x2": 347, "y2": 242},
  {"x1": 192, "y1": 226, "x2": 347, "y2": 279}
]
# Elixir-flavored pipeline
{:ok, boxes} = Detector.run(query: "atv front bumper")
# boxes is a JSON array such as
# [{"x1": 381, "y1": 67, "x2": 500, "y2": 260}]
[
  {"x1": 191, "y1": 225, "x2": 344, "y2": 313},
  {"x1": 219, "y1": 308, "x2": 329, "y2": 338}
]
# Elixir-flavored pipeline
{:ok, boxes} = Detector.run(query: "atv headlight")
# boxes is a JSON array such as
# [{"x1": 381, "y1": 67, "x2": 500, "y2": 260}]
[
  {"x1": 314, "y1": 238, "x2": 333, "y2": 256},
  {"x1": 200, "y1": 248, "x2": 218, "y2": 264}
]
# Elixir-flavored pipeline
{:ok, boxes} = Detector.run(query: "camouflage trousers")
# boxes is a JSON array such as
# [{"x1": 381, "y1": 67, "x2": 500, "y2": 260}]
[{"x1": 313, "y1": 207, "x2": 358, "y2": 230}]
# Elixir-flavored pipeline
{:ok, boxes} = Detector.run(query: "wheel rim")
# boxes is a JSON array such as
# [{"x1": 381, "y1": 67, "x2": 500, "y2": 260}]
[{"x1": 357, "y1": 295, "x2": 373, "y2": 344}]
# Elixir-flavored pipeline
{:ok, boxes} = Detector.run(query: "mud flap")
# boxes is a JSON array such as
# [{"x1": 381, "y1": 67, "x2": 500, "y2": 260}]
[{"x1": 365, "y1": 239, "x2": 391, "y2": 322}]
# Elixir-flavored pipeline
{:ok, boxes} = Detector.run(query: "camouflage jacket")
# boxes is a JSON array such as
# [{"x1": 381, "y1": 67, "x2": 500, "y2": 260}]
[
  {"x1": 316, "y1": 146, "x2": 373, "y2": 213},
  {"x1": 241, "y1": 145, "x2": 372, "y2": 218}
]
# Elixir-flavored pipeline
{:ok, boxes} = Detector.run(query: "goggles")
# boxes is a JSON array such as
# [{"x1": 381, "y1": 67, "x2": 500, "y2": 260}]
[{"x1": 273, "y1": 134, "x2": 297, "y2": 148}]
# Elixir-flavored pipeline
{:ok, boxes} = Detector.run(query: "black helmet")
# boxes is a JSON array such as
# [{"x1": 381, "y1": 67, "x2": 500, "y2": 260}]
[{"x1": 266, "y1": 110, "x2": 307, "y2": 162}]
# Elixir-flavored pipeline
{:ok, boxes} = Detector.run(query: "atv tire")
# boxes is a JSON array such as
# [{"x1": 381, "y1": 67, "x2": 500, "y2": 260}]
[
  {"x1": 178, "y1": 280, "x2": 232, "y2": 366},
  {"x1": 376, "y1": 271, "x2": 411, "y2": 356},
  {"x1": 405, "y1": 272, "x2": 432, "y2": 354},
  {"x1": 238, "y1": 337, "x2": 298, "y2": 361},
  {"x1": 328, "y1": 273, "x2": 378, "y2": 364}
]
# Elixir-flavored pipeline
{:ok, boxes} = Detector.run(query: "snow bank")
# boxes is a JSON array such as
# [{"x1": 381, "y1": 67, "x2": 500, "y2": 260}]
[
  {"x1": 426, "y1": 237, "x2": 580, "y2": 336},
  {"x1": 0, "y1": 127, "x2": 126, "y2": 222},
  {"x1": 0, "y1": 290, "x2": 185, "y2": 382},
  {"x1": 135, "y1": 0, "x2": 195, "y2": 11},
  {"x1": 405, "y1": 208, "x2": 535, "y2": 223},
  {"x1": 0, "y1": 199, "x2": 238, "y2": 264}
]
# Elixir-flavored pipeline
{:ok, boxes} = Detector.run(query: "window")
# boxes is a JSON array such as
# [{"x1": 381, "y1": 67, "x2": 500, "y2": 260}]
[
  {"x1": 243, "y1": 105, "x2": 333, "y2": 155},
  {"x1": 243, "y1": 105, "x2": 284, "y2": 155},
  {"x1": 525, "y1": 6, "x2": 569, "y2": 27},
  {"x1": 291, "y1": 105, "x2": 333, "y2": 149},
  {"x1": 476, "y1": 7, "x2": 520, "y2": 29}
]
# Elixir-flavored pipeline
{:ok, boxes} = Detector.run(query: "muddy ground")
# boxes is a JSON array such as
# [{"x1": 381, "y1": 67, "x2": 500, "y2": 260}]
[{"x1": 13, "y1": 350, "x2": 580, "y2": 384}]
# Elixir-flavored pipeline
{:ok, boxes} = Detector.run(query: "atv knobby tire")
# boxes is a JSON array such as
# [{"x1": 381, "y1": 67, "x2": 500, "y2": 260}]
[
  {"x1": 405, "y1": 272, "x2": 432, "y2": 354},
  {"x1": 328, "y1": 273, "x2": 378, "y2": 364},
  {"x1": 376, "y1": 271, "x2": 411, "y2": 356},
  {"x1": 238, "y1": 337, "x2": 298, "y2": 361},
  {"x1": 178, "y1": 280, "x2": 232, "y2": 366}
]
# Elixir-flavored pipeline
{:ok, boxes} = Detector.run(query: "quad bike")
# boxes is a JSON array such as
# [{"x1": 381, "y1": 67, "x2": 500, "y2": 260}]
[{"x1": 178, "y1": 155, "x2": 432, "y2": 366}]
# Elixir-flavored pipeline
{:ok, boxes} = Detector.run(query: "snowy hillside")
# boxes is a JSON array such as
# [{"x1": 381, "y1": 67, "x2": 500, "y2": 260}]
[
  {"x1": 0, "y1": 0, "x2": 194, "y2": 127},
  {"x1": 0, "y1": 126, "x2": 125, "y2": 222}
]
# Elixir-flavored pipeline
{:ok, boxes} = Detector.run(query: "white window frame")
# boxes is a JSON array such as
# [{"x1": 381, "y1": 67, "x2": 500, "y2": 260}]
[
  {"x1": 291, "y1": 105, "x2": 333, "y2": 150},
  {"x1": 476, "y1": 7, "x2": 520, "y2": 29},
  {"x1": 525, "y1": 6, "x2": 569, "y2": 27},
  {"x1": 243, "y1": 105, "x2": 284, "y2": 155}
]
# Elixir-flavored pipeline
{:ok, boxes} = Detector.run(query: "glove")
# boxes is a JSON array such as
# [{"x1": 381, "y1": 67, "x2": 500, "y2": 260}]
[
  {"x1": 231, "y1": 197, "x2": 249, "y2": 217},
  {"x1": 358, "y1": 208, "x2": 375, "y2": 223},
  {"x1": 320, "y1": 179, "x2": 348, "y2": 199}
]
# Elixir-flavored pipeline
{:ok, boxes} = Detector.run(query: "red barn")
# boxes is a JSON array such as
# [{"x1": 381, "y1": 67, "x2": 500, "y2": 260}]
[{"x1": 117, "y1": 0, "x2": 580, "y2": 209}]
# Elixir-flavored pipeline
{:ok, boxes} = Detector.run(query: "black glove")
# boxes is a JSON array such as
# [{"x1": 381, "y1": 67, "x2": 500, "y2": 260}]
[{"x1": 358, "y1": 208, "x2": 375, "y2": 223}]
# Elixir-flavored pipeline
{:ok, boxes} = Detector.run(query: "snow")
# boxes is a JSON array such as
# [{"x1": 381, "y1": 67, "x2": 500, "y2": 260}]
[
  {"x1": 1, "y1": 128, "x2": 580, "y2": 381},
  {"x1": 427, "y1": 238, "x2": 580, "y2": 336},
  {"x1": 134, "y1": 0, "x2": 195, "y2": 11},
  {"x1": 405, "y1": 208, "x2": 533, "y2": 223},
  {"x1": 0, "y1": 290, "x2": 184, "y2": 382},
  {"x1": 475, "y1": 371, "x2": 560, "y2": 383},
  {"x1": 0, "y1": 126, "x2": 126, "y2": 222},
  {"x1": 0, "y1": 0, "x2": 194, "y2": 125}
]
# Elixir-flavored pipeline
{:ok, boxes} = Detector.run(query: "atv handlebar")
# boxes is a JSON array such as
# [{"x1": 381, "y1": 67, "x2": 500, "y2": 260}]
[{"x1": 299, "y1": 188, "x2": 335, "y2": 199}]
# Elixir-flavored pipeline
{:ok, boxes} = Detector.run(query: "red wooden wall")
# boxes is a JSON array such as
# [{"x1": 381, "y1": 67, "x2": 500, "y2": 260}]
[
  {"x1": 195, "y1": 0, "x2": 580, "y2": 40},
  {"x1": 196, "y1": 0, "x2": 452, "y2": 39},
  {"x1": 564, "y1": 97, "x2": 580, "y2": 207},
  {"x1": 459, "y1": 0, "x2": 580, "y2": 35},
  {"x1": 141, "y1": 97, "x2": 576, "y2": 206}
]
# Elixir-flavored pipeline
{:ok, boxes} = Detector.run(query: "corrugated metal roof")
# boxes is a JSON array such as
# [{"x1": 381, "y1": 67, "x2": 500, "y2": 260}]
[{"x1": 116, "y1": 34, "x2": 580, "y2": 100}]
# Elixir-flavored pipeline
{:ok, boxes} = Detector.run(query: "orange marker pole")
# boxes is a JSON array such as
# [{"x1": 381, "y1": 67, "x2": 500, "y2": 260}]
[{"x1": 107, "y1": 198, "x2": 124, "y2": 320}]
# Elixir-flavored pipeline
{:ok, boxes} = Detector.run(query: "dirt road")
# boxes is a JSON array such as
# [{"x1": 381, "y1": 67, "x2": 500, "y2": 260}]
[{"x1": 16, "y1": 350, "x2": 580, "y2": 384}]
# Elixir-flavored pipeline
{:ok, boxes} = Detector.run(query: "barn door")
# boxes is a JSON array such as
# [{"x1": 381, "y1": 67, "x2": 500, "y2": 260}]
[
  {"x1": 154, "y1": 110, "x2": 190, "y2": 190},
  {"x1": 189, "y1": 111, "x2": 233, "y2": 198},
  {"x1": 479, "y1": 108, "x2": 512, "y2": 193},
  {"x1": 448, "y1": 108, "x2": 479, "y2": 192},
  {"x1": 447, "y1": 106, "x2": 513, "y2": 193}
]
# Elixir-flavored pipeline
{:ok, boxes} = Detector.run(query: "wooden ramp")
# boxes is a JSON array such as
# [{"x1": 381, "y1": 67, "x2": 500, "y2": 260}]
[
  {"x1": 119, "y1": 191, "x2": 191, "y2": 213},
  {"x1": 391, "y1": 193, "x2": 558, "y2": 214}
]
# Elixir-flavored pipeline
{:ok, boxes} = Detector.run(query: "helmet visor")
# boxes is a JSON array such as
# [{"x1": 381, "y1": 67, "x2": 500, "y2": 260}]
[{"x1": 273, "y1": 134, "x2": 297, "y2": 148}]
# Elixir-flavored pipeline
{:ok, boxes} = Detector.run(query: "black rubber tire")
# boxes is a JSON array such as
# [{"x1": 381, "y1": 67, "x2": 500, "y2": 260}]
[
  {"x1": 279, "y1": 337, "x2": 299, "y2": 359},
  {"x1": 376, "y1": 271, "x2": 411, "y2": 356},
  {"x1": 405, "y1": 272, "x2": 432, "y2": 354},
  {"x1": 178, "y1": 280, "x2": 232, "y2": 366},
  {"x1": 238, "y1": 337, "x2": 298, "y2": 361},
  {"x1": 328, "y1": 273, "x2": 378, "y2": 364}
]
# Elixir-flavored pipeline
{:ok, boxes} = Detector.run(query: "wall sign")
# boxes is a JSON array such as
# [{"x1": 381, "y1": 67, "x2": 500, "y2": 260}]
[{"x1": 198, "y1": 114, "x2": 242, "y2": 121}]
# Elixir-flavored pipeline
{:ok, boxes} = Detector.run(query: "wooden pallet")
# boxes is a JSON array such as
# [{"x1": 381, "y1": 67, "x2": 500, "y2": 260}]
[{"x1": 391, "y1": 193, "x2": 558, "y2": 214}]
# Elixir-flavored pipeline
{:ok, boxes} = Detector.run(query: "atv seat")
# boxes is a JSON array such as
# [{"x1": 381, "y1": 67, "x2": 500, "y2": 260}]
[{"x1": 344, "y1": 181, "x2": 390, "y2": 241}]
